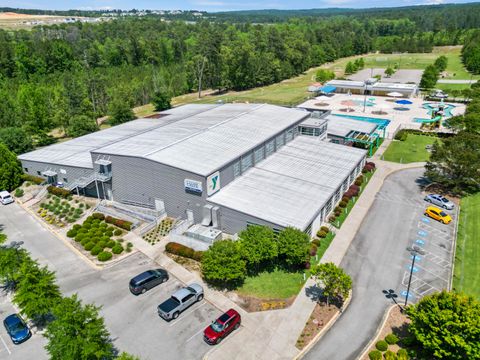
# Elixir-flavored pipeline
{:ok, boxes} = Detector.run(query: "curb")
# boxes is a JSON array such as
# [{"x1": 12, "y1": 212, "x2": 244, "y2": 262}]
[
  {"x1": 449, "y1": 204, "x2": 461, "y2": 291},
  {"x1": 355, "y1": 305, "x2": 396, "y2": 360},
  {"x1": 294, "y1": 290, "x2": 353, "y2": 360}
]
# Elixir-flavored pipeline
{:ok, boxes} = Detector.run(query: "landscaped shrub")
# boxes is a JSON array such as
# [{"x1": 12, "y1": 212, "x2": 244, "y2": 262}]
[
  {"x1": 309, "y1": 246, "x2": 317, "y2": 256},
  {"x1": 47, "y1": 185, "x2": 71, "y2": 198},
  {"x1": 385, "y1": 333, "x2": 399, "y2": 345},
  {"x1": 67, "y1": 229, "x2": 77, "y2": 238},
  {"x1": 105, "y1": 215, "x2": 132, "y2": 231},
  {"x1": 339, "y1": 201, "x2": 348, "y2": 208},
  {"x1": 112, "y1": 245, "x2": 124, "y2": 254},
  {"x1": 317, "y1": 231, "x2": 327, "y2": 238},
  {"x1": 334, "y1": 209, "x2": 342, "y2": 216},
  {"x1": 106, "y1": 240, "x2": 116, "y2": 248},
  {"x1": 304, "y1": 261, "x2": 311, "y2": 269},
  {"x1": 165, "y1": 242, "x2": 203, "y2": 261},
  {"x1": 84, "y1": 242, "x2": 95, "y2": 251},
  {"x1": 14, "y1": 188, "x2": 24, "y2": 197},
  {"x1": 320, "y1": 226, "x2": 329, "y2": 233},
  {"x1": 396, "y1": 349, "x2": 409, "y2": 360},
  {"x1": 328, "y1": 215, "x2": 337, "y2": 223},
  {"x1": 97, "y1": 240, "x2": 107, "y2": 249},
  {"x1": 375, "y1": 340, "x2": 388, "y2": 352},
  {"x1": 354, "y1": 178, "x2": 364, "y2": 186},
  {"x1": 92, "y1": 213, "x2": 105, "y2": 220},
  {"x1": 395, "y1": 129, "x2": 408, "y2": 141},
  {"x1": 97, "y1": 251, "x2": 112, "y2": 262},
  {"x1": 81, "y1": 238, "x2": 90, "y2": 247},
  {"x1": 384, "y1": 350, "x2": 396, "y2": 360},
  {"x1": 21, "y1": 174, "x2": 45, "y2": 185},
  {"x1": 105, "y1": 231, "x2": 113, "y2": 237},
  {"x1": 90, "y1": 246, "x2": 102, "y2": 256},
  {"x1": 368, "y1": 350, "x2": 382, "y2": 360},
  {"x1": 75, "y1": 234, "x2": 85, "y2": 243},
  {"x1": 192, "y1": 251, "x2": 203, "y2": 261},
  {"x1": 312, "y1": 239, "x2": 321, "y2": 247},
  {"x1": 113, "y1": 229, "x2": 123, "y2": 236}
]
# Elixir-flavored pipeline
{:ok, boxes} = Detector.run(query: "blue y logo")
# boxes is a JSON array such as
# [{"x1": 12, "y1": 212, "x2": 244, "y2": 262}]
[{"x1": 211, "y1": 175, "x2": 219, "y2": 190}]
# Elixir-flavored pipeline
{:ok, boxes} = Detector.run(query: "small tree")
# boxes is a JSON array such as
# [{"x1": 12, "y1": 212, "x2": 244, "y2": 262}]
[
  {"x1": 345, "y1": 61, "x2": 357, "y2": 75},
  {"x1": 201, "y1": 240, "x2": 246, "y2": 287},
  {"x1": 117, "y1": 352, "x2": 141, "y2": 360},
  {"x1": 405, "y1": 291, "x2": 480, "y2": 359},
  {"x1": 354, "y1": 58, "x2": 365, "y2": 70},
  {"x1": 0, "y1": 247, "x2": 33, "y2": 291},
  {"x1": 384, "y1": 67, "x2": 395, "y2": 77},
  {"x1": 67, "y1": 115, "x2": 99, "y2": 137},
  {"x1": 0, "y1": 127, "x2": 33, "y2": 155},
  {"x1": 108, "y1": 98, "x2": 135, "y2": 125},
  {"x1": 13, "y1": 261, "x2": 61, "y2": 326},
  {"x1": 0, "y1": 143, "x2": 23, "y2": 191},
  {"x1": 315, "y1": 69, "x2": 335, "y2": 83},
  {"x1": 45, "y1": 295, "x2": 114, "y2": 360},
  {"x1": 238, "y1": 225, "x2": 277, "y2": 270},
  {"x1": 434, "y1": 55, "x2": 448, "y2": 72},
  {"x1": 276, "y1": 227, "x2": 310, "y2": 267},
  {"x1": 420, "y1": 64, "x2": 439, "y2": 89},
  {"x1": 310, "y1": 262, "x2": 352, "y2": 305},
  {"x1": 152, "y1": 91, "x2": 172, "y2": 111}
]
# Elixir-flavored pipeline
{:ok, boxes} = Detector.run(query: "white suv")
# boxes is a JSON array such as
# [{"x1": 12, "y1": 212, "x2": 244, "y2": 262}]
[{"x1": 0, "y1": 191, "x2": 14, "y2": 205}]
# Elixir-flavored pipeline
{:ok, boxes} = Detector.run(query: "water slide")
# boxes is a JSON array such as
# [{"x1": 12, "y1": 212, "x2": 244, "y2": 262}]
[{"x1": 414, "y1": 116, "x2": 442, "y2": 124}]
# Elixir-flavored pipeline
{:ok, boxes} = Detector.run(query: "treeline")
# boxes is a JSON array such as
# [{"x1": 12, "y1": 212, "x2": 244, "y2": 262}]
[
  {"x1": 462, "y1": 30, "x2": 480, "y2": 74},
  {"x1": 0, "y1": 15, "x2": 476, "y2": 153}
]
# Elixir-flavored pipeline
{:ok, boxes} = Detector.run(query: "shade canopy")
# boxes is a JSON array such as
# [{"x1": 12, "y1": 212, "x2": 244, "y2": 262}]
[
  {"x1": 387, "y1": 92, "x2": 403, "y2": 97},
  {"x1": 320, "y1": 85, "x2": 336, "y2": 93},
  {"x1": 396, "y1": 99, "x2": 413, "y2": 105},
  {"x1": 307, "y1": 85, "x2": 319, "y2": 92},
  {"x1": 340, "y1": 100, "x2": 357, "y2": 107}
]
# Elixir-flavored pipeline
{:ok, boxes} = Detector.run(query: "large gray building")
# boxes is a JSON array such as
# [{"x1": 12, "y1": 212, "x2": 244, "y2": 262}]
[{"x1": 19, "y1": 103, "x2": 366, "y2": 236}]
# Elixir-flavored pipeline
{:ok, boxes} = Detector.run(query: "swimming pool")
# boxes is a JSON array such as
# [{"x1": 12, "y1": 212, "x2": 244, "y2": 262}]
[
  {"x1": 423, "y1": 103, "x2": 455, "y2": 118},
  {"x1": 332, "y1": 114, "x2": 391, "y2": 129}
]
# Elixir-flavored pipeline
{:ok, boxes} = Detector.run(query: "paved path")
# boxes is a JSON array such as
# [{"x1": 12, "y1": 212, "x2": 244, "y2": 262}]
[{"x1": 437, "y1": 79, "x2": 477, "y2": 84}]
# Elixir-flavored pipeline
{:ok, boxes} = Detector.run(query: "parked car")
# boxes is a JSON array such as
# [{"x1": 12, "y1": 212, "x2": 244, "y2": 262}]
[
  {"x1": 129, "y1": 269, "x2": 169, "y2": 295},
  {"x1": 3, "y1": 314, "x2": 31, "y2": 344},
  {"x1": 0, "y1": 191, "x2": 14, "y2": 205},
  {"x1": 203, "y1": 309, "x2": 241, "y2": 345},
  {"x1": 424, "y1": 206, "x2": 452, "y2": 224},
  {"x1": 157, "y1": 283, "x2": 203, "y2": 320},
  {"x1": 424, "y1": 194, "x2": 454, "y2": 210}
]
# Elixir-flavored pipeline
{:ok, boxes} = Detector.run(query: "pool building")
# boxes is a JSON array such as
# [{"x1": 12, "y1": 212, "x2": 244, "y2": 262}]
[
  {"x1": 325, "y1": 79, "x2": 418, "y2": 98},
  {"x1": 19, "y1": 104, "x2": 367, "y2": 237}
]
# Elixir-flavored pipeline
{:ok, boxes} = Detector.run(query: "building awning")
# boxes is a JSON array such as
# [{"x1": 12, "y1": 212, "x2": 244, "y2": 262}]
[
  {"x1": 320, "y1": 85, "x2": 336, "y2": 93},
  {"x1": 95, "y1": 159, "x2": 112, "y2": 166},
  {"x1": 42, "y1": 170, "x2": 57, "y2": 177}
]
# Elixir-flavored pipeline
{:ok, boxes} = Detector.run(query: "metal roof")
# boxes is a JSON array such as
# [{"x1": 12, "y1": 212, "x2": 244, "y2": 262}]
[
  {"x1": 208, "y1": 136, "x2": 366, "y2": 230},
  {"x1": 325, "y1": 115, "x2": 378, "y2": 138}
]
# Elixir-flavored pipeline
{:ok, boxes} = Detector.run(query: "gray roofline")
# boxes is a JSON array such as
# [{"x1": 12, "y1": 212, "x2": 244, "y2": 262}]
[{"x1": 19, "y1": 158, "x2": 93, "y2": 171}]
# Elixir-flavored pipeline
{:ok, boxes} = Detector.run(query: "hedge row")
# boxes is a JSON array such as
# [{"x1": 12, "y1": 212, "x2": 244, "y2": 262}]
[
  {"x1": 394, "y1": 128, "x2": 454, "y2": 141},
  {"x1": 165, "y1": 242, "x2": 203, "y2": 262},
  {"x1": 105, "y1": 215, "x2": 132, "y2": 231},
  {"x1": 47, "y1": 185, "x2": 71, "y2": 198},
  {"x1": 21, "y1": 174, "x2": 45, "y2": 185}
]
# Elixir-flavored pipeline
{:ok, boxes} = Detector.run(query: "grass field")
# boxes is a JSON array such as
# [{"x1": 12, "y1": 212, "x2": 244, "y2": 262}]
[
  {"x1": 453, "y1": 193, "x2": 480, "y2": 300},
  {"x1": 237, "y1": 268, "x2": 305, "y2": 299},
  {"x1": 382, "y1": 134, "x2": 438, "y2": 163},
  {"x1": 436, "y1": 83, "x2": 474, "y2": 91}
]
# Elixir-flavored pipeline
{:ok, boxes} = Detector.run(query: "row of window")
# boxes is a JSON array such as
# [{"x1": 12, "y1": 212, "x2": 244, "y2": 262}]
[
  {"x1": 232, "y1": 126, "x2": 297, "y2": 178},
  {"x1": 24, "y1": 168, "x2": 68, "y2": 183},
  {"x1": 299, "y1": 125, "x2": 327, "y2": 137}
]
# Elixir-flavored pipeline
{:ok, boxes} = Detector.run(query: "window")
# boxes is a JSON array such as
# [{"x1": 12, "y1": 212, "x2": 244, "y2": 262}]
[
  {"x1": 233, "y1": 161, "x2": 241, "y2": 178},
  {"x1": 182, "y1": 293, "x2": 194, "y2": 302},
  {"x1": 37, "y1": 171, "x2": 41, "y2": 175},
  {"x1": 241, "y1": 153, "x2": 253, "y2": 173},
  {"x1": 24, "y1": 167, "x2": 28, "y2": 173},
  {"x1": 254, "y1": 146, "x2": 265, "y2": 164},
  {"x1": 265, "y1": 139, "x2": 275, "y2": 157},
  {"x1": 276, "y1": 133, "x2": 285, "y2": 148},
  {"x1": 63, "y1": 178, "x2": 68, "y2": 183},
  {"x1": 286, "y1": 128, "x2": 294, "y2": 142}
]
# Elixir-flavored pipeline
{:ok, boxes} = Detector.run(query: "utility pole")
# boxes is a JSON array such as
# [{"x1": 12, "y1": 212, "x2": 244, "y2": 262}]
[{"x1": 405, "y1": 245, "x2": 425, "y2": 306}]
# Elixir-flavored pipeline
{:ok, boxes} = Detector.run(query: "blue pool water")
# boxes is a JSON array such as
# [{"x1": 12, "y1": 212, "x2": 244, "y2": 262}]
[
  {"x1": 423, "y1": 102, "x2": 455, "y2": 118},
  {"x1": 332, "y1": 114, "x2": 391, "y2": 129}
]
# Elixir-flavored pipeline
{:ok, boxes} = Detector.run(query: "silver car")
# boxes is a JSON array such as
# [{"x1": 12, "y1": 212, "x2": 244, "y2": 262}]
[
  {"x1": 424, "y1": 194, "x2": 454, "y2": 210},
  {"x1": 157, "y1": 283, "x2": 204, "y2": 320}
]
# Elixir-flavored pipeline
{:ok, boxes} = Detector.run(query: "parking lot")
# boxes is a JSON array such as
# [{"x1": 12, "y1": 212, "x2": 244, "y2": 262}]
[{"x1": 0, "y1": 203, "x2": 223, "y2": 360}]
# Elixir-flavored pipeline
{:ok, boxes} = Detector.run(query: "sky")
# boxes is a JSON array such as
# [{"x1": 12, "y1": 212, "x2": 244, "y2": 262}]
[{"x1": 0, "y1": 0, "x2": 478, "y2": 12}]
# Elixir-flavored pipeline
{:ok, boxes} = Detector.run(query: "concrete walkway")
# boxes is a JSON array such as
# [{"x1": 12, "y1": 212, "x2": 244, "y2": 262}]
[{"x1": 437, "y1": 79, "x2": 477, "y2": 84}]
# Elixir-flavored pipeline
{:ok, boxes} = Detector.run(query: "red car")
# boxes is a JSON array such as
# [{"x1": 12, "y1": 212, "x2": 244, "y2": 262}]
[{"x1": 203, "y1": 309, "x2": 241, "y2": 345}]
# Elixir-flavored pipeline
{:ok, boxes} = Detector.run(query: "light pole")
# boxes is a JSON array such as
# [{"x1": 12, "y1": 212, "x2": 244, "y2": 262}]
[
  {"x1": 383, "y1": 289, "x2": 403, "y2": 312},
  {"x1": 405, "y1": 245, "x2": 425, "y2": 306}
]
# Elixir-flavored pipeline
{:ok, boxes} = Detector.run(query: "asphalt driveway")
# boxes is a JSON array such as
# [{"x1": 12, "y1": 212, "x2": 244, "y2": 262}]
[
  {"x1": 0, "y1": 203, "x2": 220, "y2": 360},
  {"x1": 303, "y1": 168, "x2": 456, "y2": 360}
]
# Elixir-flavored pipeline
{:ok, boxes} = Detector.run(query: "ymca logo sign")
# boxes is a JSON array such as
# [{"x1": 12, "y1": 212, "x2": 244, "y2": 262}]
[{"x1": 207, "y1": 171, "x2": 221, "y2": 196}]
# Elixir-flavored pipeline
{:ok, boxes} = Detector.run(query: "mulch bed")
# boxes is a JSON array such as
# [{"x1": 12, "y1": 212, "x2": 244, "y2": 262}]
[
  {"x1": 232, "y1": 293, "x2": 296, "y2": 313},
  {"x1": 296, "y1": 302, "x2": 340, "y2": 350}
]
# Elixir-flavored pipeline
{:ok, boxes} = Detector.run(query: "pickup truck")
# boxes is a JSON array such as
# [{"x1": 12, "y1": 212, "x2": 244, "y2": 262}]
[{"x1": 157, "y1": 283, "x2": 204, "y2": 320}]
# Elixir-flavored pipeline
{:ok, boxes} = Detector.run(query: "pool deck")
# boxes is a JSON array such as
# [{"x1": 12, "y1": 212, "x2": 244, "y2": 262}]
[{"x1": 298, "y1": 94, "x2": 466, "y2": 137}]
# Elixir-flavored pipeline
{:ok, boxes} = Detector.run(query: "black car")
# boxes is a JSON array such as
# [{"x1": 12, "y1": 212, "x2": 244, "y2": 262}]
[{"x1": 129, "y1": 269, "x2": 169, "y2": 295}]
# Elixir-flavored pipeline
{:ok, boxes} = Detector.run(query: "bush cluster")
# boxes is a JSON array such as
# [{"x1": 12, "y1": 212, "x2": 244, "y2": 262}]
[
  {"x1": 21, "y1": 173, "x2": 45, "y2": 185},
  {"x1": 97, "y1": 251, "x2": 113, "y2": 262},
  {"x1": 47, "y1": 185, "x2": 71, "y2": 198},
  {"x1": 15, "y1": 188, "x2": 24, "y2": 197},
  {"x1": 368, "y1": 350, "x2": 382, "y2": 360},
  {"x1": 375, "y1": 340, "x2": 388, "y2": 352},
  {"x1": 105, "y1": 215, "x2": 132, "y2": 231},
  {"x1": 385, "y1": 333, "x2": 399, "y2": 345},
  {"x1": 165, "y1": 242, "x2": 203, "y2": 262}
]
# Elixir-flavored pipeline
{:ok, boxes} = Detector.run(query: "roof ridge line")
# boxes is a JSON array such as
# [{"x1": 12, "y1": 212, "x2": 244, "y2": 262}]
[{"x1": 142, "y1": 103, "x2": 267, "y2": 158}]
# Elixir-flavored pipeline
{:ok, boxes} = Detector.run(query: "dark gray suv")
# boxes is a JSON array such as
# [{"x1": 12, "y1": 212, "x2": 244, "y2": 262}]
[{"x1": 129, "y1": 269, "x2": 169, "y2": 295}]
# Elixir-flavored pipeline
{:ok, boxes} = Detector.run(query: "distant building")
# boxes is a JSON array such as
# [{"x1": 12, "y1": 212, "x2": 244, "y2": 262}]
[{"x1": 325, "y1": 79, "x2": 418, "y2": 97}]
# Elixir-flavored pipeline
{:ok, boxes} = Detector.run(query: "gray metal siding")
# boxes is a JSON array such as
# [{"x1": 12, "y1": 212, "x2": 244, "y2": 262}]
[
  {"x1": 20, "y1": 160, "x2": 93, "y2": 187},
  {"x1": 213, "y1": 205, "x2": 284, "y2": 235},
  {"x1": 104, "y1": 154, "x2": 208, "y2": 223}
]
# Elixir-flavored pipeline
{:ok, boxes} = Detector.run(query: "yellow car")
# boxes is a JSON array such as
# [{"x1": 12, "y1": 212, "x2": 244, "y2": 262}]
[{"x1": 424, "y1": 206, "x2": 452, "y2": 224}]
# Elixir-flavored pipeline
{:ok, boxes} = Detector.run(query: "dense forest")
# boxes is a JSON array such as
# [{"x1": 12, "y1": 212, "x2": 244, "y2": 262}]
[
  {"x1": 0, "y1": 3, "x2": 480, "y2": 154},
  {"x1": 462, "y1": 30, "x2": 480, "y2": 74}
]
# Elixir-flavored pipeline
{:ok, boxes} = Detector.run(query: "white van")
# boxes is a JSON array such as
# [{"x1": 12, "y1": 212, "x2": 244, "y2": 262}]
[{"x1": 0, "y1": 191, "x2": 14, "y2": 205}]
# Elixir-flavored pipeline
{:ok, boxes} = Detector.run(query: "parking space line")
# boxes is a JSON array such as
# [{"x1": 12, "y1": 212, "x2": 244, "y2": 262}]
[
  {"x1": 0, "y1": 334, "x2": 11, "y2": 355},
  {"x1": 168, "y1": 302, "x2": 207, "y2": 327},
  {"x1": 185, "y1": 326, "x2": 206, "y2": 343},
  {"x1": 413, "y1": 263, "x2": 450, "y2": 284}
]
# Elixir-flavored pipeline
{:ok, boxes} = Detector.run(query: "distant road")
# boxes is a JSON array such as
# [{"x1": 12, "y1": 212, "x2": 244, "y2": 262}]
[{"x1": 437, "y1": 79, "x2": 478, "y2": 84}]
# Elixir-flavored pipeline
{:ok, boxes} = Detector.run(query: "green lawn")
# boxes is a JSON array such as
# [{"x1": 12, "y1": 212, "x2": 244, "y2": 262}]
[
  {"x1": 237, "y1": 268, "x2": 306, "y2": 299},
  {"x1": 454, "y1": 193, "x2": 480, "y2": 300},
  {"x1": 436, "y1": 83, "x2": 474, "y2": 92},
  {"x1": 382, "y1": 134, "x2": 438, "y2": 163}
]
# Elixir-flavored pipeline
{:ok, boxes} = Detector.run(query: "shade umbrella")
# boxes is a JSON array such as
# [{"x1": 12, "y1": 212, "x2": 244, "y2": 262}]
[
  {"x1": 340, "y1": 99, "x2": 357, "y2": 112},
  {"x1": 395, "y1": 99, "x2": 413, "y2": 105},
  {"x1": 387, "y1": 92, "x2": 403, "y2": 98}
]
